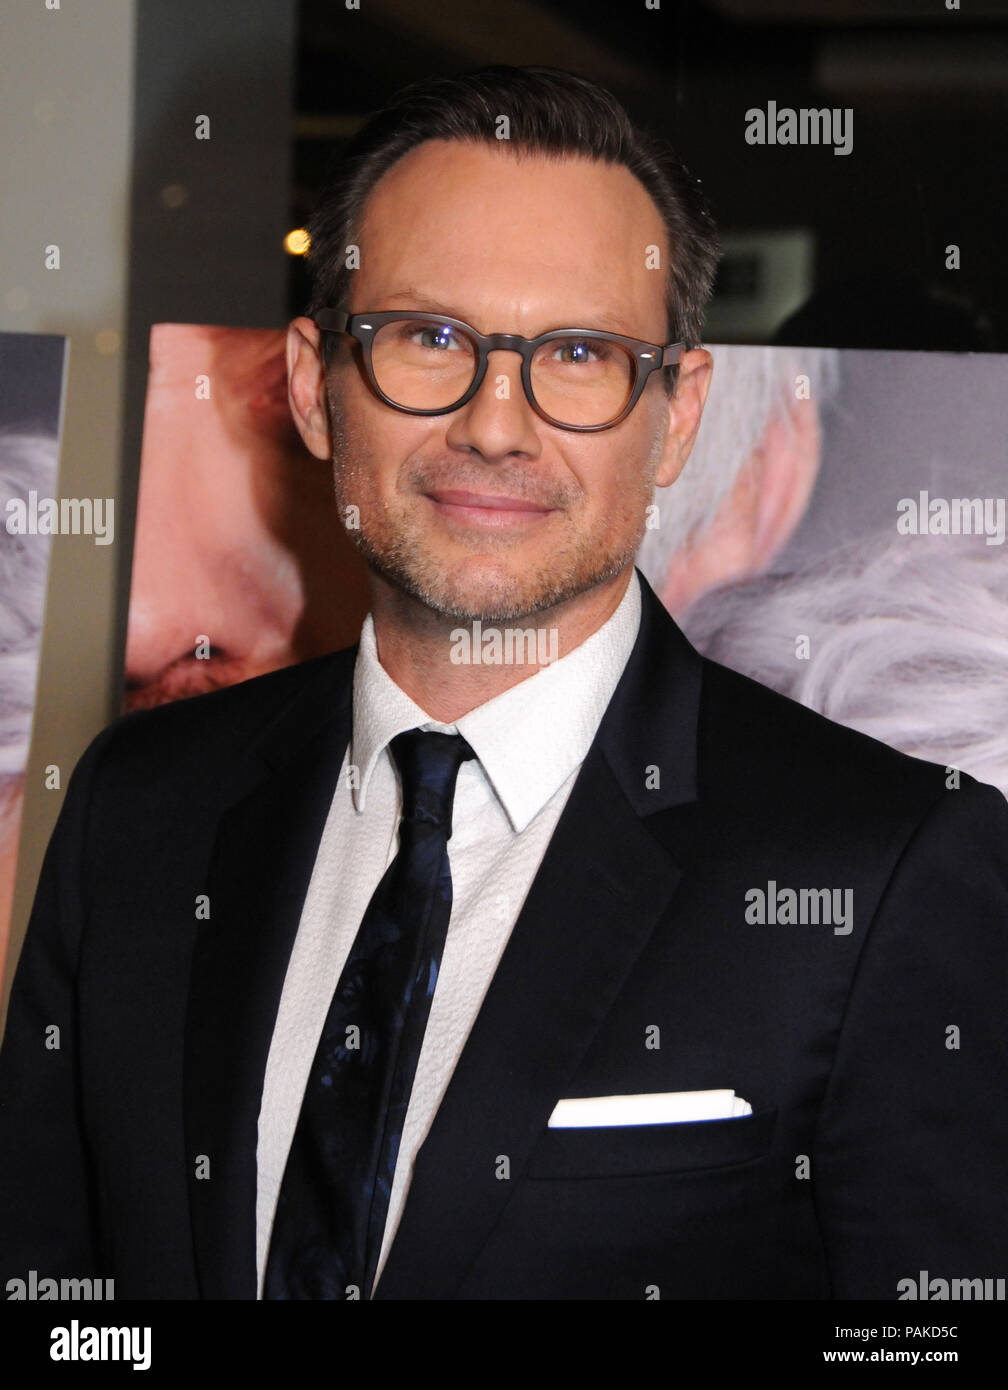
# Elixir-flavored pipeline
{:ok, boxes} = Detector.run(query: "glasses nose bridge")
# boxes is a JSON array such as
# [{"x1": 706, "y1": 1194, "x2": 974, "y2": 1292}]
[
  {"x1": 482, "y1": 330, "x2": 531, "y2": 359},
  {"x1": 476, "y1": 332, "x2": 532, "y2": 412}
]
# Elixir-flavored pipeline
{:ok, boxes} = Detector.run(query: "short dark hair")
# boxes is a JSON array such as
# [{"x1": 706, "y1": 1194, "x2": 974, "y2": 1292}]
[{"x1": 304, "y1": 64, "x2": 719, "y2": 368}]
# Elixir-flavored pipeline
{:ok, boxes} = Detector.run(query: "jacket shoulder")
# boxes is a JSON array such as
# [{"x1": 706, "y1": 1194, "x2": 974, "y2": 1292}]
[
  {"x1": 696, "y1": 652, "x2": 960, "y2": 814},
  {"x1": 90, "y1": 645, "x2": 357, "y2": 781}
]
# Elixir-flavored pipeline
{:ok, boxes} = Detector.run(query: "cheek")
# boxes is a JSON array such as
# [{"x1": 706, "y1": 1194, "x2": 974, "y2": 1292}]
[
  {"x1": 569, "y1": 437, "x2": 652, "y2": 524},
  {"x1": 601, "y1": 478, "x2": 647, "y2": 528},
  {"x1": 338, "y1": 407, "x2": 440, "y2": 502},
  {"x1": 332, "y1": 375, "x2": 397, "y2": 473}
]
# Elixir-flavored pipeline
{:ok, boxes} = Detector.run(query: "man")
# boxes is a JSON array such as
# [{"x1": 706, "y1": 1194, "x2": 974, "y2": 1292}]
[{"x1": 1, "y1": 64, "x2": 1006, "y2": 1301}]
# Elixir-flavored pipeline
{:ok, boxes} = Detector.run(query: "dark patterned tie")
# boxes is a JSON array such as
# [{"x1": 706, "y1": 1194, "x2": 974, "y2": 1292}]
[{"x1": 263, "y1": 729, "x2": 475, "y2": 1300}]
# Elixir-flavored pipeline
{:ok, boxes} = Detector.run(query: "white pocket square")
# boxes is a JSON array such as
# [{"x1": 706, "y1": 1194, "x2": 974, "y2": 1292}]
[{"x1": 548, "y1": 1089, "x2": 753, "y2": 1128}]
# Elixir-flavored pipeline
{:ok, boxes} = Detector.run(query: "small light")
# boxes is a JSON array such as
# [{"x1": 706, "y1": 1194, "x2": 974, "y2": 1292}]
[
  {"x1": 160, "y1": 184, "x2": 189, "y2": 209},
  {"x1": 284, "y1": 228, "x2": 310, "y2": 256}
]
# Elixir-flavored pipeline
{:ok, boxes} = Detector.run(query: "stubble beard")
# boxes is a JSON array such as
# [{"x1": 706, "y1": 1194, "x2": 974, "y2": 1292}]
[{"x1": 328, "y1": 396, "x2": 664, "y2": 625}]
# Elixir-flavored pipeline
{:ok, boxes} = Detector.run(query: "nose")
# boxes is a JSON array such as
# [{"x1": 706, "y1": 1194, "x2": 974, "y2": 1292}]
[
  {"x1": 123, "y1": 458, "x2": 281, "y2": 708},
  {"x1": 443, "y1": 347, "x2": 542, "y2": 460},
  {"x1": 123, "y1": 509, "x2": 236, "y2": 707}
]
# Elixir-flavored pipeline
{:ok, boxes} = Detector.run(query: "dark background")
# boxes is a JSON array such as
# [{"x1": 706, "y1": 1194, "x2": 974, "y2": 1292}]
[{"x1": 287, "y1": 0, "x2": 1008, "y2": 351}]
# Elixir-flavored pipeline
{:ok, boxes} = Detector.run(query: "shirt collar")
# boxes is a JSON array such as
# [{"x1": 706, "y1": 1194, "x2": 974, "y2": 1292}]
[{"x1": 350, "y1": 568, "x2": 642, "y2": 832}]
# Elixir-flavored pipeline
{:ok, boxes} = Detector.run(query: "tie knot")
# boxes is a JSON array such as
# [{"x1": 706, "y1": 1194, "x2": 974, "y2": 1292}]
[{"x1": 389, "y1": 729, "x2": 475, "y2": 831}]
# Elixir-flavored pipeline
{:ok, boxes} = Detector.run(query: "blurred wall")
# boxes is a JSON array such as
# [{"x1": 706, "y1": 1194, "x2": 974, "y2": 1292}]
[{"x1": 1, "y1": 0, "x2": 296, "y2": 1030}]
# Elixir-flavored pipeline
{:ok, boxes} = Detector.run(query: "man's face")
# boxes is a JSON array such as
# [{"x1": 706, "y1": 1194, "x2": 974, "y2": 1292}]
[{"x1": 293, "y1": 139, "x2": 710, "y2": 623}]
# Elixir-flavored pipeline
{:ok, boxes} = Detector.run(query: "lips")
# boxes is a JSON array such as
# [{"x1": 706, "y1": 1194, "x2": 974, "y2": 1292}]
[{"x1": 426, "y1": 489, "x2": 553, "y2": 512}]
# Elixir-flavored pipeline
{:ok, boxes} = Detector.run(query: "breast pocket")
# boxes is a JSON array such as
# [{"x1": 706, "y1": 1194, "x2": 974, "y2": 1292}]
[{"x1": 524, "y1": 1107, "x2": 777, "y2": 1180}]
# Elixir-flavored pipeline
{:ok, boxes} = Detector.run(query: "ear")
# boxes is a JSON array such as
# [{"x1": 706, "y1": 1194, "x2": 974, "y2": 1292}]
[
  {"x1": 654, "y1": 348, "x2": 714, "y2": 489},
  {"x1": 657, "y1": 392, "x2": 822, "y2": 617},
  {"x1": 286, "y1": 316, "x2": 332, "y2": 461}
]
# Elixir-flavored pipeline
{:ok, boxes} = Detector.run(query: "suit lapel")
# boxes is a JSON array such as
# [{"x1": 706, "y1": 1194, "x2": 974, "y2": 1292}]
[
  {"x1": 376, "y1": 573, "x2": 705, "y2": 1299},
  {"x1": 184, "y1": 650, "x2": 355, "y2": 1299},
  {"x1": 183, "y1": 571, "x2": 703, "y2": 1300}
]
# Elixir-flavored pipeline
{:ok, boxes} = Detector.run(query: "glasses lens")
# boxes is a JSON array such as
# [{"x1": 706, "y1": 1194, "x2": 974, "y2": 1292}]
[
  {"x1": 530, "y1": 336, "x2": 636, "y2": 427},
  {"x1": 371, "y1": 318, "x2": 478, "y2": 410},
  {"x1": 368, "y1": 319, "x2": 639, "y2": 427}
]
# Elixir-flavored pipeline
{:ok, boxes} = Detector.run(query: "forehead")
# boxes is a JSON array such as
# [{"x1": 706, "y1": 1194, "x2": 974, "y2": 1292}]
[{"x1": 352, "y1": 139, "x2": 669, "y2": 335}]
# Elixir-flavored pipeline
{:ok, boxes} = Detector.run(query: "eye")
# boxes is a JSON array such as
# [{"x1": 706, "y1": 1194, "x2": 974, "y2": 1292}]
[
  {"x1": 402, "y1": 322, "x2": 464, "y2": 351},
  {"x1": 551, "y1": 338, "x2": 612, "y2": 366}
]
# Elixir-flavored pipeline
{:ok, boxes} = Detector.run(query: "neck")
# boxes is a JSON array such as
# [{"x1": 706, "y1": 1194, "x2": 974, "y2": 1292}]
[{"x1": 368, "y1": 567, "x2": 634, "y2": 723}]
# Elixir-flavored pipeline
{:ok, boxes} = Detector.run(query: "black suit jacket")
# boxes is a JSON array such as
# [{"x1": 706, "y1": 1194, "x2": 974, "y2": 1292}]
[{"x1": 2, "y1": 570, "x2": 1007, "y2": 1299}]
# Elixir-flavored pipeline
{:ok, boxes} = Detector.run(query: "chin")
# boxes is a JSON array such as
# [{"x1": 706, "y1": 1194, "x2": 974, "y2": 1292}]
[
  {"x1": 425, "y1": 561, "x2": 542, "y2": 623},
  {"x1": 362, "y1": 519, "x2": 631, "y2": 623},
  {"x1": 431, "y1": 555, "x2": 622, "y2": 625}
]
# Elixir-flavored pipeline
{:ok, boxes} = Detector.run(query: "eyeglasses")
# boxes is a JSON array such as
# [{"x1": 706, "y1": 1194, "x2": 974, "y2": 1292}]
[{"x1": 314, "y1": 308, "x2": 684, "y2": 432}]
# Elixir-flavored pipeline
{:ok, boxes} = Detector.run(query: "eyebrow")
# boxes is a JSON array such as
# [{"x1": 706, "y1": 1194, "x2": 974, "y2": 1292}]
[{"x1": 377, "y1": 291, "x2": 640, "y2": 338}]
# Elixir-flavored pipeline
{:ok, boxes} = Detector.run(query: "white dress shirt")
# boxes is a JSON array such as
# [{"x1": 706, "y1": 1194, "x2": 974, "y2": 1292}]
[{"x1": 255, "y1": 568, "x2": 642, "y2": 1297}]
